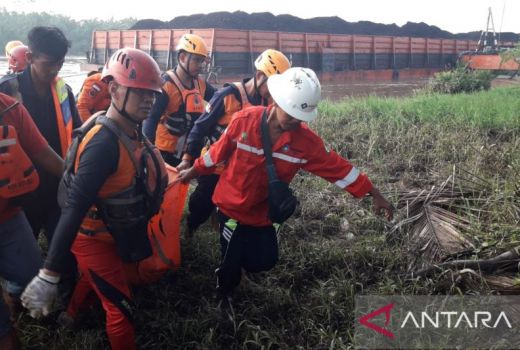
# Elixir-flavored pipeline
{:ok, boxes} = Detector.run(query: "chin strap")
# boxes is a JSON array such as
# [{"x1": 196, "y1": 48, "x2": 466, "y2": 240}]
[
  {"x1": 177, "y1": 52, "x2": 198, "y2": 79},
  {"x1": 111, "y1": 88, "x2": 140, "y2": 125},
  {"x1": 253, "y1": 74, "x2": 268, "y2": 103}
]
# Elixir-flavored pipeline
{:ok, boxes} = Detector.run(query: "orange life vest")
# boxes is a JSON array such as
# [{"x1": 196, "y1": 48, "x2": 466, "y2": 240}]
[
  {"x1": 59, "y1": 114, "x2": 168, "y2": 262},
  {"x1": 156, "y1": 71, "x2": 206, "y2": 158},
  {"x1": 0, "y1": 101, "x2": 39, "y2": 199},
  {"x1": 2, "y1": 75, "x2": 73, "y2": 158},
  {"x1": 76, "y1": 72, "x2": 111, "y2": 122}
]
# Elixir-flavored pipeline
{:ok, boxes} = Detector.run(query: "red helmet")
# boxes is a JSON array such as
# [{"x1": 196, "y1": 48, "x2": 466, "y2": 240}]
[
  {"x1": 101, "y1": 48, "x2": 162, "y2": 93},
  {"x1": 8, "y1": 45, "x2": 29, "y2": 73}
]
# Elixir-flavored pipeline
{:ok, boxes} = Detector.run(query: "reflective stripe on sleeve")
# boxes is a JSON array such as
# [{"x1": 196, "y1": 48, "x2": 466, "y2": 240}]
[
  {"x1": 334, "y1": 167, "x2": 360, "y2": 189},
  {"x1": 203, "y1": 151, "x2": 215, "y2": 167},
  {"x1": 272, "y1": 152, "x2": 307, "y2": 164}
]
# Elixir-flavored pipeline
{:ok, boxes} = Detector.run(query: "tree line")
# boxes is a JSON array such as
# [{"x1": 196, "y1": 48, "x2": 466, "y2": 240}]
[{"x1": 0, "y1": 8, "x2": 136, "y2": 56}]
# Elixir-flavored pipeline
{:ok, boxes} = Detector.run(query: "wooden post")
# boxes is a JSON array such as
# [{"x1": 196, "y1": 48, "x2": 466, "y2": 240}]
[
  {"x1": 352, "y1": 35, "x2": 357, "y2": 70},
  {"x1": 166, "y1": 30, "x2": 173, "y2": 70},
  {"x1": 409, "y1": 37, "x2": 413, "y2": 68},
  {"x1": 248, "y1": 30, "x2": 254, "y2": 74},
  {"x1": 104, "y1": 31, "x2": 109, "y2": 64},
  {"x1": 440, "y1": 39, "x2": 444, "y2": 67},
  {"x1": 304, "y1": 33, "x2": 310, "y2": 67},
  {"x1": 372, "y1": 36, "x2": 377, "y2": 69},
  {"x1": 90, "y1": 31, "x2": 96, "y2": 63},
  {"x1": 133, "y1": 31, "x2": 138, "y2": 49},
  {"x1": 148, "y1": 30, "x2": 153, "y2": 56},
  {"x1": 391, "y1": 36, "x2": 396, "y2": 69},
  {"x1": 210, "y1": 28, "x2": 217, "y2": 71},
  {"x1": 425, "y1": 38, "x2": 430, "y2": 67}
]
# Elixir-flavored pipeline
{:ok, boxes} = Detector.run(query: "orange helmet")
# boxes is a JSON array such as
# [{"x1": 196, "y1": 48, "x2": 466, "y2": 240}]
[
  {"x1": 8, "y1": 45, "x2": 29, "y2": 73},
  {"x1": 5, "y1": 40, "x2": 24, "y2": 58},
  {"x1": 101, "y1": 48, "x2": 162, "y2": 93},
  {"x1": 175, "y1": 34, "x2": 208, "y2": 58},
  {"x1": 254, "y1": 49, "x2": 291, "y2": 77}
]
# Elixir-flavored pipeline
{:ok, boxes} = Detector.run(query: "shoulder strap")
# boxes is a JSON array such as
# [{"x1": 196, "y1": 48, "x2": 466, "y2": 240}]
[
  {"x1": 260, "y1": 108, "x2": 279, "y2": 182},
  {"x1": 233, "y1": 82, "x2": 249, "y2": 107},
  {"x1": 96, "y1": 116, "x2": 141, "y2": 176},
  {"x1": 0, "y1": 75, "x2": 24, "y2": 104},
  {"x1": 0, "y1": 101, "x2": 20, "y2": 124},
  {"x1": 166, "y1": 70, "x2": 202, "y2": 100},
  {"x1": 166, "y1": 70, "x2": 184, "y2": 93}
]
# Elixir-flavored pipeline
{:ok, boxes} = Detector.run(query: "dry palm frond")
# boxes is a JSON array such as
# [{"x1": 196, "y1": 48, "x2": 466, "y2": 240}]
[
  {"x1": 390, "y1": 169, "x2": 487, "y2": 271},
  {"x1": 483, "y1": 274, "x2": 520, "y2": 294},
  {"x1": 455, "y1": 269, "x2": 520, "y2": 295},
  {"x1": 412, "y1": 246, "x2": 520, "y2": 278}
]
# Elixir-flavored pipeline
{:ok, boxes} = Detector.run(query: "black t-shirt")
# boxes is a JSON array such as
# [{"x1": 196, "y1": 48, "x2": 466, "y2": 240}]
[{"x1": 44, "y1": 126, "x2": 119, "y2": 272}]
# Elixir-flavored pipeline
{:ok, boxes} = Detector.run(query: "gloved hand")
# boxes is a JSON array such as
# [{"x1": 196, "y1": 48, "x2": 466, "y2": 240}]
[{"x1": 21, "y1": 269, "x2": 60, "y2": 318}]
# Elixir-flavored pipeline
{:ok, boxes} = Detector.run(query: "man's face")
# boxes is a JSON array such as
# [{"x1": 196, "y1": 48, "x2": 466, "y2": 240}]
[
  {"x1": 256, "y1": 72, "x2": 270, "y2": 99},
  {"x1": 180, "y1": 52, "x2": 207, "y2": 76},
  {"x1": 276, "y1": 107, "x2": 302, "y2": 132},
  {"x1": 111, "y1": 82, "x2": 157, "y2": 122},
  {"x1": 27, "y1": 52, "x2": 65, "y2": 83}
]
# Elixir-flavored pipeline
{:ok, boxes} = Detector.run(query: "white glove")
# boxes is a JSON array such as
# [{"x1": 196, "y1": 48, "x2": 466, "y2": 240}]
[{"x1": 21, "y1": 269, "x2": 60, "y2": 318}]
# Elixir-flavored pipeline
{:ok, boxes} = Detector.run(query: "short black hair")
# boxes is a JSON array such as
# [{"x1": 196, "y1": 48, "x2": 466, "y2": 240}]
[{"x1": 27, "y1": 26, "x2": 70, "y2": 60}]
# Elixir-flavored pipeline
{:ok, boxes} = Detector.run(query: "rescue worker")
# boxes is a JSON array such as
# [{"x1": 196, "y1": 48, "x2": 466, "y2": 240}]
[
  {"x1": 0, "y1": 92, "x2": 63, "y2": 350},
  {"x1": 4, "y1": 41, "x2": 23, "y2": 58},
  {"x1": 21, "y1": 48, "x2": 167, "y2": 350},
  {"x1": 6, "y1": 46, "x2": 29, "y2": 74},
  {"x1": 0, "y1": 26, "x2": 82, "y2": 242},
  {"x1": 178, "y1": 49, "x2": 290, "y2": 236},
  {"x1": 76, "y1": 70, "x2": 111, "y2": 122},
  {"x1": 143, "y1": 33, "x2": 216, "y2": 166},
  {"x1": 177, "y1": 67, "x2": 394, "y2": 307}
]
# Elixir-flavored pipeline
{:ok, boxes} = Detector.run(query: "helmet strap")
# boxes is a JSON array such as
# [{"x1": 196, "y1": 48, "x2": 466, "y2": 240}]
[
  {"x1": 177, "y1": 52, "x2": 197, "y2": 80},
  {"x1": 111, "y1": 88, "x2": 140, "y2": 125},
  {"x1": 253, "y1": 74, "x2": 267, "y2": 101}
]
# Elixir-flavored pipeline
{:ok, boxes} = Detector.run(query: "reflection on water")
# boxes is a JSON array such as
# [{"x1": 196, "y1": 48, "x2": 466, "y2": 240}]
[
  {"x1": 0, "y1": 57, "x2": 89, "y2": 95},
  {"x1": 0, "y1": 57, "x2": 429, "y2": 99}
]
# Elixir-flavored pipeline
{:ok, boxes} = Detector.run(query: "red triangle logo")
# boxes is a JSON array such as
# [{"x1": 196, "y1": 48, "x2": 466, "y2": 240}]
[{"x1": 359, "y1": 303, "x2": 395, "y2": 339}]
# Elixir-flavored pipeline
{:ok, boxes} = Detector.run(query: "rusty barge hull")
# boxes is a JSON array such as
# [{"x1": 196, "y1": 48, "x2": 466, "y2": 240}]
[
  {"x1": 458, "y1": 52, "x2": 519, "y2": 71},
  {"x1": 87, "y1": 28, "x2": 487, "y2": 80}
]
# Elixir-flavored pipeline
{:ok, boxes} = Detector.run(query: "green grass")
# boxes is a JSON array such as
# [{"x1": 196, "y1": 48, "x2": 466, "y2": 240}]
[{"x1": 17, "y1": 86, "x2": 520, "y2": 349}]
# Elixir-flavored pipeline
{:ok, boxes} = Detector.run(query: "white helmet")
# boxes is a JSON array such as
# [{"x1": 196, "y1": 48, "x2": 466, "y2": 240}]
[{"x1": 267, "y1": 67, "x2": 321, "y2": 122}]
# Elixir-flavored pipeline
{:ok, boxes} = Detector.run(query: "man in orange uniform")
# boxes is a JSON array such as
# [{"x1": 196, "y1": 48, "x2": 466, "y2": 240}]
[
  {"x1": 21, "y1": 48, "x2": 167, "y2": 350},
  {"x1": 76, "y1": 70, "x2": 111, "y2": 122},
  {"x1": 0, "y1": 92, "x2": 63, "y2": 350},
  {"x1": 143, "y1": 33, "x2": 216, "y2": 166},
  {"x1": 179, "y1": 49, "x2": 291, "y2": 236},
  {"x1": 178, "y1": 67, "x2": 394, "y2": 307}
]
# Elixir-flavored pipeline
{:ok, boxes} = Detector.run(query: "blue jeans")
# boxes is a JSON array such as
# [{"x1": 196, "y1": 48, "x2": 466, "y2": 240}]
[{"x1": 0, "y1": 212, "x2": 42, "y2": 336}]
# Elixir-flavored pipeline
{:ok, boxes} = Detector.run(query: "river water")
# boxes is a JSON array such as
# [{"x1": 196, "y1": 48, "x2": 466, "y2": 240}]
[
  {"x1": 0, "y1": 57, "x2": 429, "y2": 99},
  {"x1": 0, "y1": 57, "x2": 89, "y2": 95}
]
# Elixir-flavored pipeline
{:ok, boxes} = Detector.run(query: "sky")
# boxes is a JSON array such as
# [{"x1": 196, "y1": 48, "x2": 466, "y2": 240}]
[{"x1": 3, "y1": 0, "x2": 519, "y2": 34}]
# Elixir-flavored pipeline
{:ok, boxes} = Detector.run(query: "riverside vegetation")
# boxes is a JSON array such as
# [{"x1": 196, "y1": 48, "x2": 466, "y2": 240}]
[{"x1": 18, "y1": 84, "x2": 520, "y2": 349}]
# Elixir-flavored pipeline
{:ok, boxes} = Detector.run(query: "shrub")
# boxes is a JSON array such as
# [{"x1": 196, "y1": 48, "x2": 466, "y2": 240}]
[{"x1": 425, "y1": 66, "x2": 493, "y2": 94}]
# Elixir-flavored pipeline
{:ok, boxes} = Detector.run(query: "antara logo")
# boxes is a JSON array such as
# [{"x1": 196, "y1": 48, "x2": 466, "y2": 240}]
[
  {"x1": 359, "y1": 303, "x2": 512, "y2": 339},
  {"x1": 400, "y1": 311, "x2": 512, "y2": 329},
  {"x1": 359, "y1": 303, "x2": 395, "y2": 339}
]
